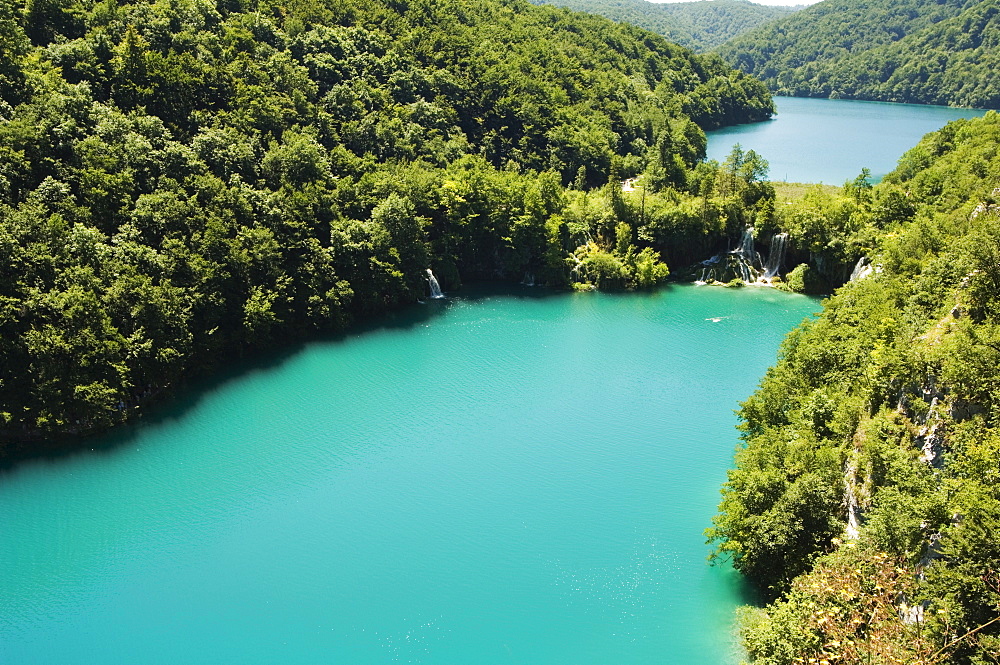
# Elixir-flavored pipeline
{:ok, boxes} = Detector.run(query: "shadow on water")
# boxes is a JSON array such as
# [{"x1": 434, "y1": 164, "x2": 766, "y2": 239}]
[
  {"x1": 0, "y1": 281, "x2": 588, "y2": 474},
  {"x1": 0, "y1": 279, "x2": 813, "y2": 477},
  {"x1": 0, "y1": 338, "x2": 311, "y2": 474},
  {"x1": 728, "y1": 564, "x2": 767, "y2": 608}
]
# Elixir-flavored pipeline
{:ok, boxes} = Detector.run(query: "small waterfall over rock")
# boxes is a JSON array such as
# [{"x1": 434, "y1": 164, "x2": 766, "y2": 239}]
[
  {"x1": 695, "y1": 255, "x2": 721, "y2": 285},
  {"x1": 843, "y1": 457, "x2": 862, "y2": 540},
  {"x1": 849, "y1": 256, "x2": 874, "y2": 282},
  {"x1": 763, "y1": 233, "x2": 788, "y2": 280},
  {"x1": 730, "y1": 226, "x2": 762, "y2": 283},
  {"x1": 426, "y1": 268, "x2": 444, "y2": 298}
]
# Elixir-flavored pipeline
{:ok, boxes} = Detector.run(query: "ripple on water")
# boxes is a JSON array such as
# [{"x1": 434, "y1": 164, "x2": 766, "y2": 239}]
[{"x1": 0, "y1": 284, "x2": 817, "y2": 665}]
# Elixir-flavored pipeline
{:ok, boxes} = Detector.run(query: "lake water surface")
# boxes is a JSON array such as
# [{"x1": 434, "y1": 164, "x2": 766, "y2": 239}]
[
  {"x1": 706, "y1": 96, "x2": 988, "y2": 184},
  {"x1": 0, "y1": 285, "x2": 817, "y2": 665}
]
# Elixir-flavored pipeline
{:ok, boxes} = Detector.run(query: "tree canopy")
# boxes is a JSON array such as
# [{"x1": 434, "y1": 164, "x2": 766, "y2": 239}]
[
  {"x1": 709, "y1": 111, "x2": 1000, "y2": 663},
  {"x1": 718, "y1": 0, "x2": 1000, "y2": 109},
  {"x1": 532, "y1": 0, "x2": 796, "y2": 52},
  {"x1": 0, "y1": 0, "x2": 775, "y2": 448}
]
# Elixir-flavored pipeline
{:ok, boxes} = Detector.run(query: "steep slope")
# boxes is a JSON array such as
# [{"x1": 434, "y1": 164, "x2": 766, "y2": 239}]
[
  {"x1": 0, "y1": 0, "x2": 773, "y2": 447},
  {"x1": 709, "y1": 111, "x2": 1000, "y2": 663},
  {"x1": 533, "y1": 0, "x2": 796, "y2": 51},
  {"x1": 770, "y1": 0, "x2": 1000, "y2": 107},
  {"x1": 659, "y1": 0, "x2": 797, "y2": 50},
  {"x1": 718, "y1": 0, "x2": 1000, "y2": 108}
]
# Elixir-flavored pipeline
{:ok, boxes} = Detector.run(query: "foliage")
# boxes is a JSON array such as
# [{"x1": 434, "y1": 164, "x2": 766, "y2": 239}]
[
  {"x1": 712, "y1": 111, "x2": 1000, "y2": 663},
  {"x1": 718, "y1": 0, "x2": 1000, "y2": 109},
  {"x1": 531, "y1": 0, "x2": 795, "y2": 52},
  {"x1": 0, "y1": 0, "x2": 775, "y2": 446},
  {"x1": 739, "y1": 548, "x2": 940, "y2": 665},
  {"x1": 782, "y1": 263, "x2": 826, "y2": 294}
]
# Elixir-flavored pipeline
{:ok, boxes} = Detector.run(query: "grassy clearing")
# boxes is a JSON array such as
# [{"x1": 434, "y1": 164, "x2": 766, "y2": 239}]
[{"x1": 771, "y1": 181, "x2": 840, "y2": 203}]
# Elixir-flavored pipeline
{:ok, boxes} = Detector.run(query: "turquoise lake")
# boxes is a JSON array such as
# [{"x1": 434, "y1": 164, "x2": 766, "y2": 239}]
[
  {"x1": 706, "y1": 96, "x2": 989, "y2": 184},
  {"x1": 0, "y1": 285, "x2": 817, "y2": 664}
]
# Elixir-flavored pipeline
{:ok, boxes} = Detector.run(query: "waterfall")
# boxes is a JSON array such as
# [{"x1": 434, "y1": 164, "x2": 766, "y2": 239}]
[
  {"x1": 730, "y1": 226, "x2": 761, "y2": 282},
  {"x1": 849, "y1": 256, "x2": 873, "y2": 282},
  {"x1": 692, "y1": 230, "x2": 785, "y2": 287},
  {"x1": 695, "y1": 266, "x2": 717, "y2": 285},
  {"x1": 426, "y1": 268, "x2": 444, "y2": 298},
  {"x1": 737, "y1": 260, "x2": 752, "y2": 283},
  {"x1": 763, "y1": 233, "x2": 788, "y2": 279},
  {"x1": 734, "y1": 227, "x2": 758, "y2": 263},
  {"x1": 844, "y1": 458, "x2": 862, "y2": 540}
]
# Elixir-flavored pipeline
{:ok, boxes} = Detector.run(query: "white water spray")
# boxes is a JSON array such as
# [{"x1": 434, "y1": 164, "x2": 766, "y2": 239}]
[
  {"x1": 763, "y1": 233, "x2": 788, "y2": 280},
  {"x1": 730, "y1": 227, "x2": 761, "y2": 283},
  {"x1": 849, "y1": 257, "x2": 873, "y2": 282},
  {"x1": 426, "y1": 269, "x2": 444, "y2": 298},
  {"x1": 734, "y1": 227, "x2": 758, "y2": 263},
  {"x1": 695, "y1": 229, "x2": 788, "y2": 286}
]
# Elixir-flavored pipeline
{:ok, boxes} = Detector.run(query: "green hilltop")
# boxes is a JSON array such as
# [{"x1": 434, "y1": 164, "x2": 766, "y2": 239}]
[
  {"x1": 718, "y1": 0, "x2": 1000, "y2": 108},
  {"x1": 532, "y1": 0, "x2": 797, "y2": 51}
]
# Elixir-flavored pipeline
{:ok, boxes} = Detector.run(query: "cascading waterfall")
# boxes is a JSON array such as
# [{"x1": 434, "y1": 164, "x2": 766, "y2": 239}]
[
  {"x1": 843, "y1": 457, "x2": 862, "y2": 540},
  {"x1": 737, "y1": 260, "x2": 752, "y2": 283},
  {"x1": 695, "y1": 255, "x2": 721, "y2": 284},
  {"x1": 763, "y1": 233, "x2": 788, "y2": 280},
  {"x1": 731, "y1": 226, "x2": 761, "y2": 283},
  {"x1": 695, "y1": 254, "x2": 722, "y2": 285},
  {"x1": 735, "y1": 227, "x2": 758, "y2": 263},
  {"x1": 426, "y1": 268, "x2": 444, "y2": 298},
  {"x1": 692, "y1": 229, "x2": 787, "y2": 286},
  {"x1": 695, "y1": 267, "x2": 718, "y2": 285}
]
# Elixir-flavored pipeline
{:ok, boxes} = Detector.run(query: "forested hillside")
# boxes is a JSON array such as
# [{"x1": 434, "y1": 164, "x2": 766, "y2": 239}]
[
  {"x1": 533, "y1": 0, "x2": 795, "y2": 51},
  {"x1": 718, "y1": 0, "x2": 1000, "y2": 108},
  {"x1": 709, "y1": 112, "x2": 1000, "y2": 663},
  {"x1": 0, "y1": 0, "x2": 776, "y2": 448}
]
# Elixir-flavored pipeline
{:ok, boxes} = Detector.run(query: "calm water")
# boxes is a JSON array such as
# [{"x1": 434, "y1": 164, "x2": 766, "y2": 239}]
[
  {"x1": 0, "y1": 285, "x2": 817, "y2": 665},
  {"x1": 706, "y1": 96, "x2": 988, "y2": 184}
]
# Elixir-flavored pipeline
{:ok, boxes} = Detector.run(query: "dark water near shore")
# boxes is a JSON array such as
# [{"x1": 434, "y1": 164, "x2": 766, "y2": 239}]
[
  {"x1": 0, "y1": 285, "x2": 817, "y2": 664},
  {"x1": 707, "y1": 96, "x2": 988, "y2": 184}
]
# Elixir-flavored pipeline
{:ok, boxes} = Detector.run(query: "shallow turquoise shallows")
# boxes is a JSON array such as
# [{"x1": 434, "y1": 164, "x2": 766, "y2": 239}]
[
  {"x1": 0, "y1": 284, "x2": 817, "y2": 665},
  {"x1": 707, "y1": 96, "x2": 988, "y2": 185}
]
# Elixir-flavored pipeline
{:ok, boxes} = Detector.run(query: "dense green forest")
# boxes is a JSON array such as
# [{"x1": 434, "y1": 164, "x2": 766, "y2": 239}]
[
  {"x1": 532, "y1": 0, "x2": 796, "y2": 52},
  {"x1": 708, "y1": 112, "x2": 1000, "y2": 663},
  {"x1": 0, "y1": 0, "x2": 778, "y2": 448},
  {"x1": 718, "y1": 0, "x2": 1000, "y2": 109}
]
